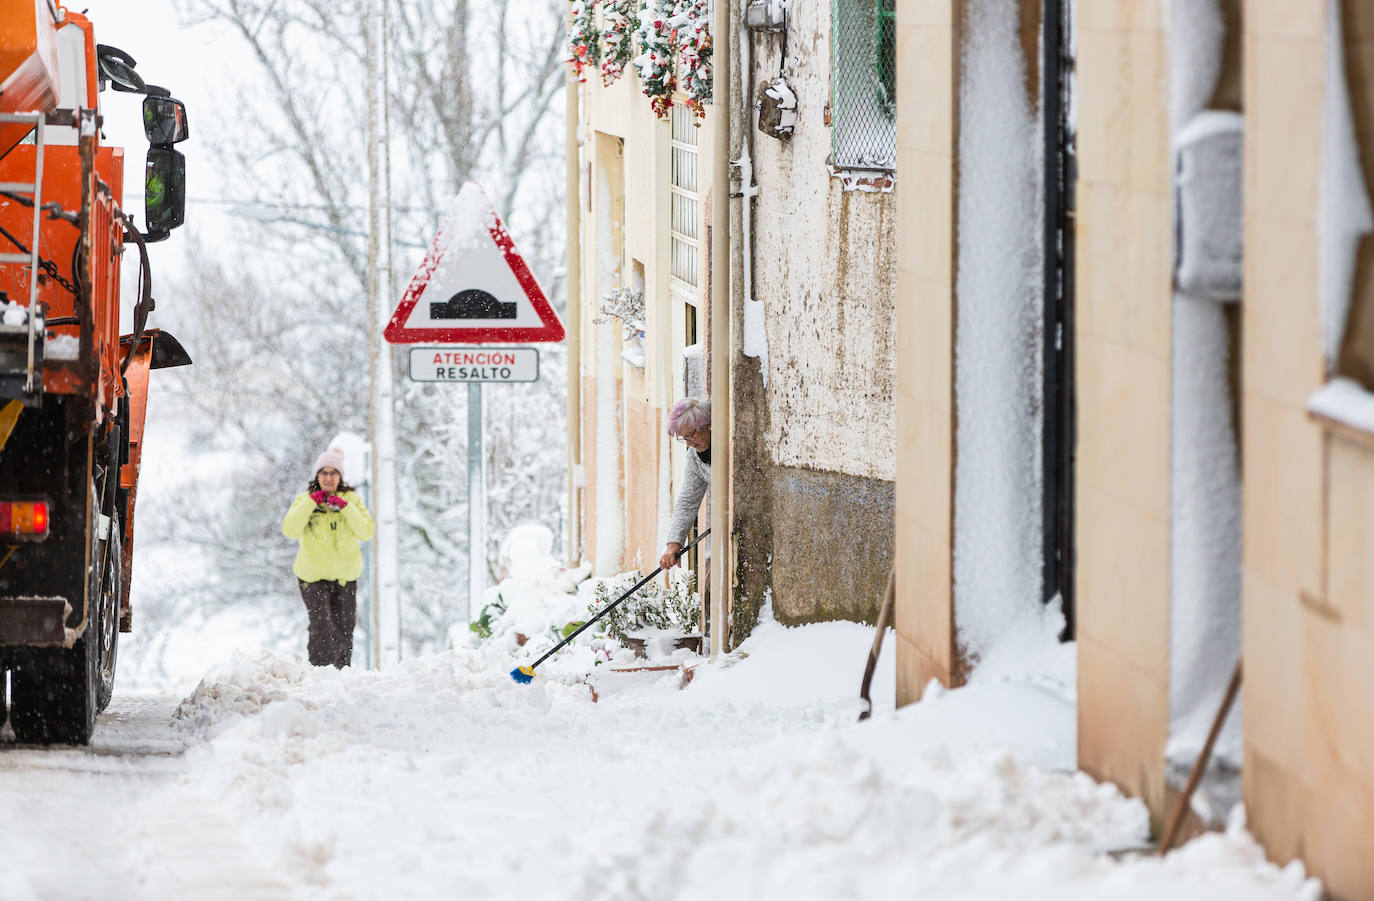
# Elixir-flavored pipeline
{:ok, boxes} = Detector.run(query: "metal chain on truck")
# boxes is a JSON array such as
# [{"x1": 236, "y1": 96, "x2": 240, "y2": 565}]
[{"x1": 0, "y1": 189, "x2": 82, "y2": 297}]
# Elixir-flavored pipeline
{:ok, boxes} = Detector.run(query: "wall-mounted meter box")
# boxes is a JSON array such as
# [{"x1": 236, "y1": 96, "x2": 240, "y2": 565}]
[
  {"x1": 1174, "y1": 110, "x2": 1244, "y2": 302},
  {"x1": 745, "y1": 0, "x2": 786, "y2": 32}
]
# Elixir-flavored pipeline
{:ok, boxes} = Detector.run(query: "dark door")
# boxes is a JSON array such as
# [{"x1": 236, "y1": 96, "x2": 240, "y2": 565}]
[{"x1": 1042, "y1": 0, "x2": 1076, "y2": 640}]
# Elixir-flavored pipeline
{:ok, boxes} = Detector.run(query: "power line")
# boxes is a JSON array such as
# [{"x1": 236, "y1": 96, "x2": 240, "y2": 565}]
[
  {"x1": 187, "y1": 196, "x2": 435, "y2": 214},
  {"x1": 203, "y1": 199, "x2": 429, "y2": 248}
]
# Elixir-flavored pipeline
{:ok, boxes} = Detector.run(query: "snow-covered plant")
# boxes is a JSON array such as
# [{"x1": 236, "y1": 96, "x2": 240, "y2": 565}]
[
  {"x1": 594, "y1": 285, "x2": 645, "y2": 341},
  {"x1": 469, "y1": 596, "x2": 508, "y2": 640},
  {"x1": 634, "y1": 0, "x2": 676, "y2": 118},
  {"x1": 593, "y1": 567, "x2": 698, "y2": 643},
  {"x1": 672, "y1": 0, "x2": 712, "y2": 119},
  {"x1": 600, "y1": 0, "x2": 637, "y2": 85},
  {"x1": 568, "y1": 0, "x2": 601, "y2": 83}
]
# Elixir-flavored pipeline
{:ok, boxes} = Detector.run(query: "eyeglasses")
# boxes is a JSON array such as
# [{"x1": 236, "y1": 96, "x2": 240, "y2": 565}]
[
  {"x1": 674, "y1": 427, "x2": 708, "y2": 443},
  {"x1": 318, "y1": 469, "x2": 341, "y2": 478}
]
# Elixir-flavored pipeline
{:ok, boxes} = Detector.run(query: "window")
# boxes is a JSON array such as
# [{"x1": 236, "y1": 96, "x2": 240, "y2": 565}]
[
  {"x1": 669, "y1": 105, "x2": 700, "y2": 288},
  {"x1": 831, "y1": 0, "x2": 897, "y2": 171},
  {"x1": 669, "y1": 104, "x2": 703, "y2": 398}
]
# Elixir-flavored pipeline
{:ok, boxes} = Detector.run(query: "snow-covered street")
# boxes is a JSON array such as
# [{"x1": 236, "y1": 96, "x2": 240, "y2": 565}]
[{"x1": 1, "y1": 619, "x2": 1318, "y2": 900}]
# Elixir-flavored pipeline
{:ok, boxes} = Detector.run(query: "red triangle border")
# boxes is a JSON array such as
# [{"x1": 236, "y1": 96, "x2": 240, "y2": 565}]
[{"x1": 384, "y1": 190, "x2": 565, "y2": 345}]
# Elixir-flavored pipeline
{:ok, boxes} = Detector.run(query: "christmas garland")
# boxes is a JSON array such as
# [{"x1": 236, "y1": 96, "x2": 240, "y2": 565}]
[
  {"x1": 633, "y1": 0, "x2": 676, "y2": 117},
  {"x1": 600, "y1": 0, "x2": 637, "y2": 86},
  {"x1": 567, "y1": 0, "x2": 600, "y2": 83},
  {"x1": 672, "y1": 0, "x2": 711, "y2": 120}
]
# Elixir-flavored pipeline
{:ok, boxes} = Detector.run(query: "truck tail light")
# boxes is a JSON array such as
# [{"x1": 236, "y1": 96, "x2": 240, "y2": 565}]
[{"x1": 0, "y1": 500, "x2": 49, "y2": 538}]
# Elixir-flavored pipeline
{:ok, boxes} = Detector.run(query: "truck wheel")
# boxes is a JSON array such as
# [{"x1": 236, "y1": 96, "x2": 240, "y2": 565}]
[
  {"x1": 95, "y1": 513, "x2": 121, "y2": 712},
  {"x1": 10, "y1": 483, "x2": 104, "y2": 744}
]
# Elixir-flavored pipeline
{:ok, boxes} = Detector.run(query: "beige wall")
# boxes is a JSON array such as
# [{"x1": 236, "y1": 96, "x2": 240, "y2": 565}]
[
  {"x1": 888, "y1": 0, "x2": 1374, "y2": 892},
  {"x1": 1243, "y1": 3, "x2": 1374, "y2": 898},
  {"x1": 894, "y1": 0, "x2": 957, "y2": 704},
  {"x1": 622, "y1": 364, "x2": 661, "y2": 571},
  {"x1": 1073, "y1": 3, "x2": 1173, "y2": 820},
  {"x1": 576, "y1": 54, "x2": 718, "y2": 573}
]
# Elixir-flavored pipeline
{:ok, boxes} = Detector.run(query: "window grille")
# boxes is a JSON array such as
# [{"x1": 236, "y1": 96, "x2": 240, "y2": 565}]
[
  {"x1": 670, "y1": 105, "x2": 700, "y2": 288},
  {"x1": 831, "y1": 0, "x2": 897, "y2": 171}
]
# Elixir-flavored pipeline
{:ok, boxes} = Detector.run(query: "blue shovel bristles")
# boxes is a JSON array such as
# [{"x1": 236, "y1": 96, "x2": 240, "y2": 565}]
[{"x1": 510, "y1": 665, "x2": 535, "y2": 684}]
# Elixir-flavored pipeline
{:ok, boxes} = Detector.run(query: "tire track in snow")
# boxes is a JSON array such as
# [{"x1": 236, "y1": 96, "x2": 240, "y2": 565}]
[{"x1": 0, "y1": 693, "x2": 294, "y2": 900}]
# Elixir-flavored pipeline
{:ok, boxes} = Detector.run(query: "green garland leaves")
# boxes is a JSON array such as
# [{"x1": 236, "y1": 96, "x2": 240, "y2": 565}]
[
  {"x1": 600, "y1": 0, "x2": 638, "y2": 86},
  {"x1": 576, "y1": 0, "x2": 712, "y2": 120},
  {"x1": 673, "y1": 0, "x2": 711, "y2": 120},
  {"x1": 568, "y1": 0, "x2": 601, "y2": 83},
  {"x1": 633, "y1": 0, "x2": 676, "y2": 117}
]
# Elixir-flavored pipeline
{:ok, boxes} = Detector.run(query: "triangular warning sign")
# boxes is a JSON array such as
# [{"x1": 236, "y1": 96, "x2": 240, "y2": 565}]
[{"x1": 384, "y1": 183, "x2": 565, "y2": 344}]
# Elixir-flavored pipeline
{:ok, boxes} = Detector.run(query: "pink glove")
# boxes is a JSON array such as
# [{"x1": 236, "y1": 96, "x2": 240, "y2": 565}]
[
  {"x1": 310, "y1": 490, "x2": 328, "y2": 505},
  {"x1": 326, "y1": 495, "x2": 347, "y2": 510}
]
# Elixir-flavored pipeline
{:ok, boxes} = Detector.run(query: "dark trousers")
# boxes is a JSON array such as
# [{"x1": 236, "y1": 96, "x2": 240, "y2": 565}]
[{"x1": 298, "y1": 579, "x2": 357, "y2": 668}]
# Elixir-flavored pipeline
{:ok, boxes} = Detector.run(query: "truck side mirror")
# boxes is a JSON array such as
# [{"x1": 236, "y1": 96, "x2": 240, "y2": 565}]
[
  {"x1": 144, "y1": 147, "x2": 186, "y2": 242},
  {"x1": 96, "y1": 44, "x2": 146, "y2": 94},
  {"x1": 142, "y1": 96, "x2": 189, "y2": 145}
]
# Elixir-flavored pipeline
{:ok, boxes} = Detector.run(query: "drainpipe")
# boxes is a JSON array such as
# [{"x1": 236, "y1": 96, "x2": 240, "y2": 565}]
[
  {"x1": 709, "y1": 0, "x2": 733, "y2": 659},
  {"x1": 566, "y1": 70, "x2": 583, "y2": 568},
  {"x1": 738, "y1": 12, "x2": 755, "y2": 312}
]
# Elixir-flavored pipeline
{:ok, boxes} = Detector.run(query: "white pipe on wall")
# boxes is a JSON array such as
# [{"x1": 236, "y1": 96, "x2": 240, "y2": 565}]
[
  {"x1": 709, "y1": 0, "x2": 733, "y2": 659},
  {"x1": 739, "y1": 13, "x2": 755, "y2": 309},
  {"x1": 566, "y1": 70, "x2": 582, "y2": 568}
]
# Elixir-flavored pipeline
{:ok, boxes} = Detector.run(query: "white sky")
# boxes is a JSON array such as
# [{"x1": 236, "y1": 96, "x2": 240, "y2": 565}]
[{"x1": 72, "y1": 0, "x2": 216, "y2": 209}]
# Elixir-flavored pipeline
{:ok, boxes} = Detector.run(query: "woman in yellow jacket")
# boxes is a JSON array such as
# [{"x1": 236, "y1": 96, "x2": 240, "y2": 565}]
[{"x1": 281, "y1": 447, "x2": 375, "y2": 667}]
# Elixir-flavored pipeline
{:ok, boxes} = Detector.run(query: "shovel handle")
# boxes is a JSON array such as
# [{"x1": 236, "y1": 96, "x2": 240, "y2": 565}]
[{"x1": 527, "y1": 529, "x2": 712, "y2": 672}]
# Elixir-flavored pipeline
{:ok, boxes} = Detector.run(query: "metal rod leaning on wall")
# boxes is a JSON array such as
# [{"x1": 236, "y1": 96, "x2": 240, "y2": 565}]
[
  {"x1": 709, "y1": 0, "x2": 733, "y2": 660},
  {"x1": 858, "y1": 567, "x2": 897, "y2": 722},
  {"x1": 1158, "y1": 661, "x2": 1244, "y2": 855}
]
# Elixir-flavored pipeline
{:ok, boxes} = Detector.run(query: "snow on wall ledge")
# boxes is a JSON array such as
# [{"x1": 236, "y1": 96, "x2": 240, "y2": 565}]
[
  {"x1": 1308, "y1": 376, "x2": 1374, "y2": 433},
  {"x1": 952, "y1": 0, "x2": 1047, "y2": 673},
  {"x1": 1167, "y1": 0, "x2": 1244, "y2": 769}
]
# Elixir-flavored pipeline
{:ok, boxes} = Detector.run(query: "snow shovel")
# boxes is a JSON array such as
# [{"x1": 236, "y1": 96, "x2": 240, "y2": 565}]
[{"x1": 510, "y1": 529, "x2": 710, "y2": 684}]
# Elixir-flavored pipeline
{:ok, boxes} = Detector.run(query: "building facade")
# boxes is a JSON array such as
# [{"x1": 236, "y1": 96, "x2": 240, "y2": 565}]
[
  {"x1": 894, "y1": 1, "x2": 1374, "y2": 897},
  {"x1": 569, "y1": 0, "x2": 1373, "y2": 894},
  {"x1": 568, "y1": 0, "x2": 898, "y2": 643}
]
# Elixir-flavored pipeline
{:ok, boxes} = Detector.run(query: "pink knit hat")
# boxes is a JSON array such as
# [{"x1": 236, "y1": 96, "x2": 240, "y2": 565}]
[{"x1": 313, "y1": 447, "x2": 346, "y2": 480}]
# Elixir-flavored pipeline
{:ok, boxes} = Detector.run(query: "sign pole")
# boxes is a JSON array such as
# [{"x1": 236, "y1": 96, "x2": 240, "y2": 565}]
[
  {"x1": 366, "y1": 0, "x2": 401, "y2": 666},
  {"x1": 467, "y1": 382, "x2": 485, "y2": 624},
  {"x1": 381, "y1": 181, "x2": 565, "y2": 637}
]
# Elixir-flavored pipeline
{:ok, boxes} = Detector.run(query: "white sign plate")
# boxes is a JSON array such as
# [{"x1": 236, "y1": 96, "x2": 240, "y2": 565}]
[{"x1": 408, "y1": 347, "x2": 540, "y2": 383}]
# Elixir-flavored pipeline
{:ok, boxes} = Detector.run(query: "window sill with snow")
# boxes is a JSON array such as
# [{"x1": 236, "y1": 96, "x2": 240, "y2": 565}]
[{"x1": 1307, "y1": 377, "x2": 1374, "y2": 450}]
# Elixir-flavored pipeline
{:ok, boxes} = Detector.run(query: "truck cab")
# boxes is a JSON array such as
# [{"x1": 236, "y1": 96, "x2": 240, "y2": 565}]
[{"x1": 0, "y1": 1, "x2": 190, "y2": 744}]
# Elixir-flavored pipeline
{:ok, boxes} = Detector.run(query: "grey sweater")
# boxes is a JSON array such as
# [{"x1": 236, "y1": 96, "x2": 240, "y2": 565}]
[{"x1": 666, "y1": 448, "x2": 711, "y2": 546}]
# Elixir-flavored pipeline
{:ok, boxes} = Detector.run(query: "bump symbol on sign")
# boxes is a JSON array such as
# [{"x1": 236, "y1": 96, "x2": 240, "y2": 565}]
[{"x1": 430, "y1": 289, "x2": 516, "y2": 320}]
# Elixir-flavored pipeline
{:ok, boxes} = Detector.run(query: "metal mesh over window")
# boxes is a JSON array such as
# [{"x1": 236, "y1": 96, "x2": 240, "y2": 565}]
[{"x1": 831, "y1": 0, "x2": 897, "y2": 171}]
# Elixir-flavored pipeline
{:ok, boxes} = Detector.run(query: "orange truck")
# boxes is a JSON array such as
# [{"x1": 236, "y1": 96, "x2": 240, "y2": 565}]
[{"x1": 0, "y1": 1, "x2": 190, "y2": 743}]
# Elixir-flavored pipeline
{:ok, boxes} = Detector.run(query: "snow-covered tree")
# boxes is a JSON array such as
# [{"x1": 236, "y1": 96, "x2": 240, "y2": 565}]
[{"x1": 156, "y1": 0, "x2": 570, "y2": 656}]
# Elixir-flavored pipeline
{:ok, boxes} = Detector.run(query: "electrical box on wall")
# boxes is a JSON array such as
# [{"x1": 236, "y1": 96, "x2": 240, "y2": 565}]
[
  {"x1": 1174, "y1": 110, "x2": 1244, "y2": 302},
  {"x1": 745, "y1": 0, "x2": 786, "y2": 32},
  {"x1": 758, "y1": 76, "x2": 797, "y2": 140}
]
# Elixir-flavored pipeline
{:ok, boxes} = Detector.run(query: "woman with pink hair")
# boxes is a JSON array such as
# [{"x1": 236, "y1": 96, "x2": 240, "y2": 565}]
[{"x1": 659, "y1": 397, "x2": 711, "y2": 571}]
